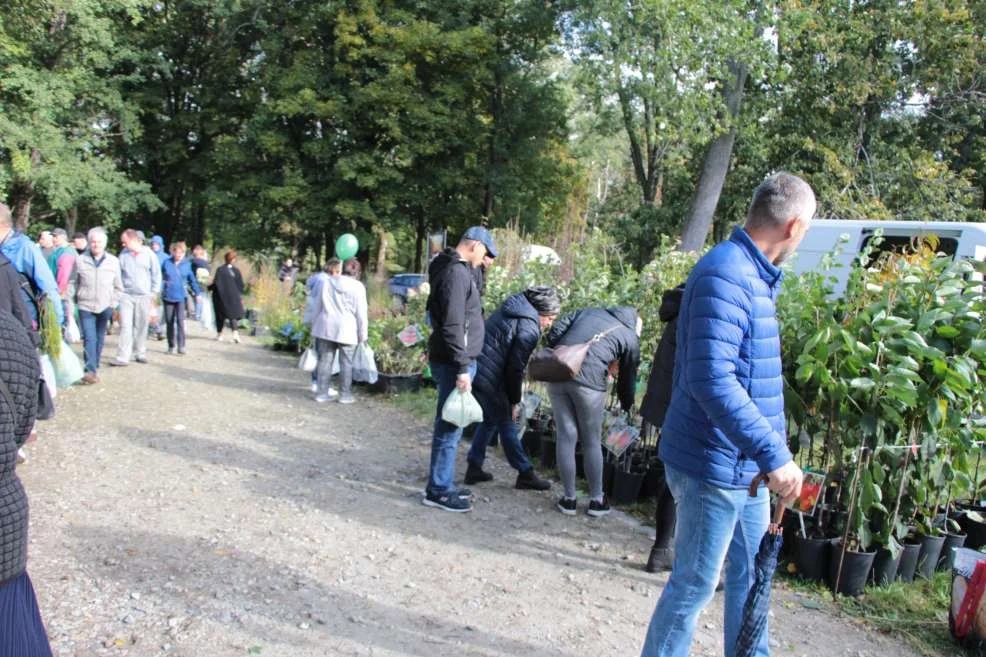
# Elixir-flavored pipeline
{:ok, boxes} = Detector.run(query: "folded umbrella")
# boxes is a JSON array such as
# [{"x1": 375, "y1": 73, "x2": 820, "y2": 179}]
[{"x1": 735, "y1": 473, "x2": 786, "y2": 657}]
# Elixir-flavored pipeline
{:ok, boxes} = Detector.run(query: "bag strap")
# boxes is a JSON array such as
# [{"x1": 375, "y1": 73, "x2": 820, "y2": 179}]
[{"x1": 590, "y1": 325, "x2": 620, "y2": 344}]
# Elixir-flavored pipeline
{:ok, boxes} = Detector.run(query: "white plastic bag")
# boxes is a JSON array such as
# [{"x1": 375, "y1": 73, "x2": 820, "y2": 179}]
[
  {"x1": 441, "y1": 389, "x2": 484, "y2": 428},
  {"x1": 352, "y1": 344, "x2": 378, "y2": 384},
  {"x1": 64, "y1": 313, "x2": 81, "y2": 343},
  {"x1": 40, "y1": 354, "x2": 57, "y2": 400},
  {"x1": 199, "y1": 296, "x2": 216, "y2": 333},
  {"x1": 52, "y1": 340, "x2": 84, "y2": 388},
  {"x1": 298, "y1": 347, "x2": 318, "y2": 372}
]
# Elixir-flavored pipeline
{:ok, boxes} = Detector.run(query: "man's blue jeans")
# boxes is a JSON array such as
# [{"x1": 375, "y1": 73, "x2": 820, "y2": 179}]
[
  {"x1": 427, "y1": 360, "x2": 477, "y2": 495},
  {"x1": 467, "y1": 409, "x2": 532, "y2": 473},
  {"x1": 79, "y1": 308, "x2": 113, "y2": 373},
  {"x1": 640, "y1": 465, "x2": 770, "y2": 657}
]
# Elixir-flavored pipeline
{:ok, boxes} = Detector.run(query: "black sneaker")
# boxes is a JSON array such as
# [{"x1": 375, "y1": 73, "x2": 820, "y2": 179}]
[
  {"x1": 464, "y1": 462, "x2": 493, "y2": 485},
  {"x1": 422, "y1": 492, "x2": 473, "y2": 513},
  {"x1": 557, "y1": 497, "x2": 577, "y2": 515},
  {"x1": 587, "y1": 498, "x2": 611, "y2": 518},
  {"x1": 515, "y1": 468, "x2": 551, "y2": 491}
]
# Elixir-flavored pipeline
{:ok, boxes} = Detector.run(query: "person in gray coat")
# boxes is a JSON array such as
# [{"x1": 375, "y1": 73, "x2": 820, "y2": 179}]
[{"x1": 545, "y1": 307, "x2": 641, "y2": 518}]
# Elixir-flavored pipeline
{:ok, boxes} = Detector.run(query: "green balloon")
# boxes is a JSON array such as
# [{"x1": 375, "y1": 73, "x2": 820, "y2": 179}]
[{"x1": 335, "y1": 233, "x2": 359, "y2": 260}]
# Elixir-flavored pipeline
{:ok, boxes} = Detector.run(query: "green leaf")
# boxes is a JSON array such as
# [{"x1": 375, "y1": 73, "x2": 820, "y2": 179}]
[{"x1": 936, "y1": 325, "x2": 961, "y2": 339}]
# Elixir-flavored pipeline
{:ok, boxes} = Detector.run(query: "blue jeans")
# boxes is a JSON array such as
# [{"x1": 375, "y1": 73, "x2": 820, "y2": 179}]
[
  {"x1": 641, "y1": 466, "x2": 770, "y2": 657},
  {"x1": 427, "y1": 360, "x2": 477, "y2": 495},
  {"x1": 79, "y1": 308, "x2": 112, "y2": 373},
  {"x1": 467, "y1": 409, "x2": 532, "y2": 473}
]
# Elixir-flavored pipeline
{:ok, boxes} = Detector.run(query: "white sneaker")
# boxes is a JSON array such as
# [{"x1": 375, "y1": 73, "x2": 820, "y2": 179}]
[
  {"x1": 310, "y1": 382, "x2": 318, "y2": 394},
  {"x1": 339, "y1": 394, "x2": 355, "y2": 405},
  {"x1": 232, "y1": 331, "x2": 241, "y2": 344},
  {"x1": 216, "y1": 334, "x2": 224, "y2": 342},
  {"x1": 314, "y1": 390, "x2": 339, "y2": 403},
  {"x1": 16, "y1": 448, "x2": 28, "y2": 465}
]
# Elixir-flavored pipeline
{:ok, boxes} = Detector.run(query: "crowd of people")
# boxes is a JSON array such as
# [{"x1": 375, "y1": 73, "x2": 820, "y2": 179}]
[{"x1": 1, "y1": 170, "x2": 816, "y2": 657}]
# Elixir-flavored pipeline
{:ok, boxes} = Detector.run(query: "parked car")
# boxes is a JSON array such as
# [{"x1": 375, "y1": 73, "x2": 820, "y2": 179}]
[
  {"x1": 791, "y1": 219, "x2": 986, "y2": 297},
  {"x1": 388, "y1": 273, "x2": 427, "y2": 308}
]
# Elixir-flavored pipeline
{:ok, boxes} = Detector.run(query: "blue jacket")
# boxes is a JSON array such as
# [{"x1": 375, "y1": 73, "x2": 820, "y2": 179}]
[
  {"x1": 0, "y1": 232, "x2": 64, "y2": 325},
  {"x1": 160, "y1": 257, "x2": 201, "y2": 303},
  {"x1": 659, "y1": 227, "x2": 792, "y2": 490},
  {"x1": 473, "y1": 292, "x2": 542, "y2": 418}
]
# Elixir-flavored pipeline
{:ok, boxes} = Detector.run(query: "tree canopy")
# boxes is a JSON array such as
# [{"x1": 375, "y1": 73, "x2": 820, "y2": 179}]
[{"x1": 1, "y1": 0, "x2": 982, "y2": 269}]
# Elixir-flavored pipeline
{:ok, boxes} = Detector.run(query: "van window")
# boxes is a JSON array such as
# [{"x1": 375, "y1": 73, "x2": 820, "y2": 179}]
[{"x1": 860, "y1": 234, "x2": 959, "y2": 261}]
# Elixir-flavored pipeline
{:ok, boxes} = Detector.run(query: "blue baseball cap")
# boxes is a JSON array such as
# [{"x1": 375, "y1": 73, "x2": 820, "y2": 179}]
[{"x1": 462, "y1": 226, "x2": 497, "y2": 258}]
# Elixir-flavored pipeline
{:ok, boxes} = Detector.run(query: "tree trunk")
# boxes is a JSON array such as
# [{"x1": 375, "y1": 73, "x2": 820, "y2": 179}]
[
  {"x1": 679, "y1": 60, "x2": 749, "y2": 252},
  {"x1": 11, "y1": 148, "x2": 41, "y2": 232},
  {"x1": 374, "y1": 227, "x2": 388, "y2": 283},
  {"x1": 66, "y1": 207, "x2": 78, "y2": 235}
]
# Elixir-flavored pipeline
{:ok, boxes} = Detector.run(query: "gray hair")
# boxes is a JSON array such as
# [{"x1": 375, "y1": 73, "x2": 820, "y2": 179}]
[
  {"x1": 87, "y1": 226, "x2": 108, "y2": 244},
  {"x1": 746, "y1": 172, "x2": 816, "y2": 231}
]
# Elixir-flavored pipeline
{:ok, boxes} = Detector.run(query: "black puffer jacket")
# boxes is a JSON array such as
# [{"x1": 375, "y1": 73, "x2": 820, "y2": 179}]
[
  {"x1": 473, "y1": 292, "x2": 542, "y2": 418},
  {"x1": 546, "y1": 307, "x2": 640, "y2": 411},
  {"x1": 427, "y1": 249, "x2": 483, "y2": 374},
  {"x1": 0, "y1": 309, "x2": 40, "y2": 585},
  {"x1": 640, "y1": 285, "x2": 685, "y2": 428}
]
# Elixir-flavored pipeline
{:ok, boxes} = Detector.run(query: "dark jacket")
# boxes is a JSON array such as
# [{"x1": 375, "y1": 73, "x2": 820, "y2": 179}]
[
  {"x1": 659, "y1": 227, "x2": 791, "y2": 490},
  {"x1": 161, "y1": 257, "x2": 201, "y2": 303},
  {"x1": 211, "y1": 264, "x2": 245, "y2": 321},
  {"x1": 0, "y1": 309, "x2": 40, "y2": 585},
  {"x1": 0, "y1": 253, "x2": 34, "y2": 341},
  {"x1": 640, "y1": 285, "x2": 685, "y2": 428},
  {"x1": 427, "y1": 249, "x2": 484, "y2": 374},
  {"x1": 546, "y1": 307, "x2": 640, "y2": 411},
  {"x1": 473, "y1": 292, "x2": 542, "y2": 418}
]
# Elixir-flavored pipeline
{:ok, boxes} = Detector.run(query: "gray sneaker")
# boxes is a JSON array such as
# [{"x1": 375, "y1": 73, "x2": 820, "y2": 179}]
[{"x1": 339, "y1": 394, "x2": 355, "y2": 405}]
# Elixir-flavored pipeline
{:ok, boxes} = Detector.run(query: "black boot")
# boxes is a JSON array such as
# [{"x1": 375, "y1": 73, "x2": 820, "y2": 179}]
[
  {"x1": 645, "y1": 546, "x2": 674, "y2": 573},
  {"x1": 515, "y1": 468, "x2": 550, "y2": 491},
  {"x1": 464, "y1": 461, "x2": 493, "y2": 485}
]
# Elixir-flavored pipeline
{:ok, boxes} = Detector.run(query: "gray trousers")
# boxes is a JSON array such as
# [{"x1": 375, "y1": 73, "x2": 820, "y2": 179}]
[
  {"x1": 548, "y1": 381, "x2": 607, "y2": 500},
  {"x1": 116, "y1": 293, "x2": 151, "y2": 362},
  {"x1": 315, "y1": 338, "x2": 356, "y2": 396}
]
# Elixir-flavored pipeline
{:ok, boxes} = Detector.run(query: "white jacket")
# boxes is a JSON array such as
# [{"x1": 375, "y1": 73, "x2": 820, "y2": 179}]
[{"x1": 311, "y1": 274, "x2": 368, "y2": 345}]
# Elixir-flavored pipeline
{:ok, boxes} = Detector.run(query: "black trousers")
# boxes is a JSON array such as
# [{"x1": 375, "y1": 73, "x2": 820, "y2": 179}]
[{"x1": 164, "y1": 301, "x2": 186, "y2": 350}]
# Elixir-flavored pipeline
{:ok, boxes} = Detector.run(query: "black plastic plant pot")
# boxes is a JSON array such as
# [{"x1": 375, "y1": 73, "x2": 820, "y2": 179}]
[
  {"x1": 895, "y1": 540, "x2": 922, "y2": 583},
  {"x1": 794, "y1": 535, "x2": 830, "y2": 583},
  {"x1": 639, "y1": 461, "x2": 665, "y2": 501},
  {"x1": 956, "y1": 510, "x2": 986, "y2": 550},
  {"x1": 602, "y1": 461, "x2": 615, "y2": 497},
  {"x1": 915, "y1": 534, "x2": 946, "y2": 580},
  {"x1": 540, "y1": 438, "x2": 557, "y2": 470},
  {"x1": 870, "y1": 547, "x2": 901, "y2": 587},
  {"x1": 521, "y1": 430, "x2": 542, "y2": 460},
  {"x1": 828, "y1": 546, "x2": 876, "y2": 597},
  {"x1": 610, "y1": 470, "x2": 645, "y2": 505},
  {"x1": 371, "y1": 372, "x2": 422, "y2": 395},
  {"x1": 938, "y1": 531, "x2": 967, "y2": 572}
]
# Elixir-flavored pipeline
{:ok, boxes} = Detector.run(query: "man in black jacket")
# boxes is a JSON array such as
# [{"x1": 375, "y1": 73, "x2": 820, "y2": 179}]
[{"x1": 423, "y1": 226, "x2": 497, "y2": 512}]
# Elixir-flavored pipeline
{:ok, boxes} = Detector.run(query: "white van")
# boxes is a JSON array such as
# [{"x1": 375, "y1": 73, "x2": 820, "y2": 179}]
[{"x1": 790, "y1": 219, "x2": 986, "y2": 296}]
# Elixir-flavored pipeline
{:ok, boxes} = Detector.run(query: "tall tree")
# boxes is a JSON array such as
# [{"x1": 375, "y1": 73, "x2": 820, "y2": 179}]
[{"x1": 0, "y1": 0, "x2": 158, "y2": 231}]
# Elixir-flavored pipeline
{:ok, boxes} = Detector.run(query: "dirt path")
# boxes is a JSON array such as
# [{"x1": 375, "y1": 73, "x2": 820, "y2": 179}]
[{"x1": 19, "y1": 324, "x2": 918, "y2": 657}]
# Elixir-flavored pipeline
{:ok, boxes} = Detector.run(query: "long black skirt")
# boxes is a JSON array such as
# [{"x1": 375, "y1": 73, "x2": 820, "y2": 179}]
[{"x1": 0, "y1": 572, "x2": 52, "y2": 657}]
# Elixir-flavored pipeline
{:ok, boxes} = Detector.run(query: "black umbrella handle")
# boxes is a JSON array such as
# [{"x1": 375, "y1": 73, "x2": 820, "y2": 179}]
[{"x1": 750, "y1": 473, "x2": 786, "y2": 528}]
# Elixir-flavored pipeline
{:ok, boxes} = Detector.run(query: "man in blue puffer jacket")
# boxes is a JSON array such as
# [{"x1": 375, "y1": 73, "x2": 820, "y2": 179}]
[
  {"x1": 641, "y1": 172, "x2": 815, "y2": 657},
  {"x1": 466, "y1": 286, "x2": 561, "y2": 491}
]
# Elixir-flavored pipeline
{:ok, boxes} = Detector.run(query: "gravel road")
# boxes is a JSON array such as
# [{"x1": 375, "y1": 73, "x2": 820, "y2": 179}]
[{"x1": 18, "y1": 324, "x2": 921, "y2": 657}]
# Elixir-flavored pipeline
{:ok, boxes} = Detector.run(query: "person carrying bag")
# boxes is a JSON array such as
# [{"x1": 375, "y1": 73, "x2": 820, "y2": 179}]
[{"x1": 528, "y1": 324, "x2": 619, "y2": 382}]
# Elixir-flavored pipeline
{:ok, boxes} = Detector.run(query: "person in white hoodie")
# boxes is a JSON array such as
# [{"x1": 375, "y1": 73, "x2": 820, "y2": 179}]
[{"x1": 310, "y1": 257, "x2": 368, "y2": 404}]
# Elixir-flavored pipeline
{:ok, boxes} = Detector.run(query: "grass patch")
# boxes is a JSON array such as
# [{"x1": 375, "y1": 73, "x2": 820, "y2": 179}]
[
  {"x1": 387, "y1": 386, "x2": 437, "y2": 422},
  {"x1": 782, "y1": 571, "x2": 959, "y2": 657}
]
